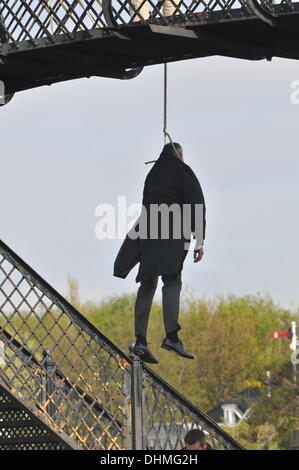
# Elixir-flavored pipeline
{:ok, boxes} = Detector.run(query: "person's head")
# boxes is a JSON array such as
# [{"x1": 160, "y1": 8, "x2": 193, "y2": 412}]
[
  {"x1": 184, "y1": 429, "x2": 208, "y2": 450},
  {"x1": 163, "y1": 142, "x2": 184, "y2": 162}
]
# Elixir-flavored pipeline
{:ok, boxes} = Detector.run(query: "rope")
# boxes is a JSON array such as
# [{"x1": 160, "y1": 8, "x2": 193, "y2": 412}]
[
  {"x1": 163, "y1": 62, "x2": 168, "y2": 145},
  {"x1": 145, "y1": 64, "x2": 180, "y2": 165},
  {"x1": 163, "y1": 63, "x2": 181, "y2": 159}
]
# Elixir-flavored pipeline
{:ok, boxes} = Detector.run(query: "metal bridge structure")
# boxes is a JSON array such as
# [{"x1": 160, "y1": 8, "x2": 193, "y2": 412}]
[
  {"x1": 1, "y1": 0, "x2": 299, "y2": 102},
  {"x1": 0, "y1": 239, "x2": 244, "y2": 450}
]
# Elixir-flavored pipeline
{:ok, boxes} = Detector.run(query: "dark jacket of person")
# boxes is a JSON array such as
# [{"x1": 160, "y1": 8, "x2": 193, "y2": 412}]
[{"x1": 113, "y1": 145, "x2": 206, "y2": 283}]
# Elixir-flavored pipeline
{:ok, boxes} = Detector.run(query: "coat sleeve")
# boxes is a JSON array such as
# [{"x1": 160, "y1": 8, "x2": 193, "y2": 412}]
[{"x1": 182, "y1": 166, "x2": 206, "y2": 244}]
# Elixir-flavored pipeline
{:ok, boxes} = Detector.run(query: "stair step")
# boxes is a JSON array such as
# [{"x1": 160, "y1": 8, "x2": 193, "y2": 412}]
[{"x1": 0, "y1": 381, "x2": 81, "y2": 450}]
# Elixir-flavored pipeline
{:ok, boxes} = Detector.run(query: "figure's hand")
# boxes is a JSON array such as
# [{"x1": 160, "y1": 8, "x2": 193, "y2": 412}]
[{"x1": 194, "y1": 247, "x2": 204, "y2": 263}]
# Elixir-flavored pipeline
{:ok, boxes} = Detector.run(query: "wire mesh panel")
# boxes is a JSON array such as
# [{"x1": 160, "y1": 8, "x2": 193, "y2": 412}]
[
  {"x1": 142, "y1": 366, "x2": 243, "y2": 450},
  {"x1": 94, "y1": 0, "x2": 299, "y2": 28},
  {"x1": 107, "y1": 0, "x2": 253, "y2": 27},
  {"x1": 0, "y1": 240, "x2": 132, "y2": 450},
  {"x1": 0, "y1": 240, "x2": 244, "y2": 450},
  {"x1": 0, "y1": 382, "x2": 78, "y2": 449}
]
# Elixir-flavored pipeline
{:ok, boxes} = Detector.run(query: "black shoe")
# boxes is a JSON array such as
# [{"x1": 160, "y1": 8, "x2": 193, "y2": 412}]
[
  {"x1": 129, "y1": 342, "x2": 159, "y2": 364},
  {"x1": 161, "y1": 338, "x2": 194, "y2": 359}
]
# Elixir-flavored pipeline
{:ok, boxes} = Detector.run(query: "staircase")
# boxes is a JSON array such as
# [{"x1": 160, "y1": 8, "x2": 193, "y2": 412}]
[
  {"x1": 0, "y1": 239, "x2": 244, "y2": 450},
  {"x1": 0, "y1": 380, "x2": 80, "y2": 450}
]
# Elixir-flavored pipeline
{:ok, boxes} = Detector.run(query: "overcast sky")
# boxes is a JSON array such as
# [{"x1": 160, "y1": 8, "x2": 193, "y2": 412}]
[{"x1": 1, "y1": 54, "x2": 299, "y2": 313}]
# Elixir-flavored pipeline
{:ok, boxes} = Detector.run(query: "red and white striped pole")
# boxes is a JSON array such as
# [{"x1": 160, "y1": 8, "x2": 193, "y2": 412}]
[
  {"x1": 269, "y1": 331, "x2": 291, "y2": 339},
  {"x1": 269, "y1": 322, "x2": 297, "y2": 382}
]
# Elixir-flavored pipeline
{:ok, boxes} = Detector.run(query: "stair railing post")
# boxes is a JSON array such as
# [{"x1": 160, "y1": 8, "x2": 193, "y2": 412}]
[
  {"x1": 131, "y1": 355, "x2": 145, "y2": 450},
  {"x1": 122, "y1": 365, "x2": 133, "y2": 450},
  {"x1": 42, "y1": 349, "x2": 57, "y2": 420}
]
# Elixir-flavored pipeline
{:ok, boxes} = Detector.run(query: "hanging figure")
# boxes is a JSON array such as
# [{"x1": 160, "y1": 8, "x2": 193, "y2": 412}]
[{"x1": 113, "y1": 142, "x2": 206, "y2": 364}]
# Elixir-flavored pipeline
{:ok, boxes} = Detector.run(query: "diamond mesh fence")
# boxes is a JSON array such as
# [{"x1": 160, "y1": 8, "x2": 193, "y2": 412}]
[
  {"x1": 0, "y1": 241, "x2": 131, "y2": 450},
  {"x1": 0, "y1": 0, "x2": 106, "y2": 43},
  {"x1": 107, "y1": 0, "x2": 252, "y2": 26},
  {"x1": 142, "y1": 367, "x2": 240, "y2": 449},
  {"x1": 1, "y1": 0, "x2": 298, "y2": 47},
  {"x1": 0, "y1": 381, "x2": 77, "y2": 449},
  {"x1": 0, "y1": 240, "x2": 243, "y2": 450}
]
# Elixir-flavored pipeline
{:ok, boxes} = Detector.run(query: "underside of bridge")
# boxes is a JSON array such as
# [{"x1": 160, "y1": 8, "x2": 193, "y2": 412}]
[{"x1": 1, "y1": 1, "x2": 299, "y2": 99}]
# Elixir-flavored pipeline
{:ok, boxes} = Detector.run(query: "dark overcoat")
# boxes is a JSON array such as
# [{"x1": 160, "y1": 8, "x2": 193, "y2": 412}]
[{"x1": 113, "y1": 146, "x2": 206, "y2": 283}]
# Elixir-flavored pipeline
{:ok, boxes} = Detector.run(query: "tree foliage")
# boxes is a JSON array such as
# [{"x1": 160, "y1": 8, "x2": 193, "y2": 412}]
[{"x1": 80, "y1": 288, "x2": 298, "y2": 449}]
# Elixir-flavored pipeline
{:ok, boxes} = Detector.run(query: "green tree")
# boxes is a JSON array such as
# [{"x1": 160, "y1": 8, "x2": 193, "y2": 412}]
[{"x1": 66, "y1": 274, "x2": 81, "y2": 310}]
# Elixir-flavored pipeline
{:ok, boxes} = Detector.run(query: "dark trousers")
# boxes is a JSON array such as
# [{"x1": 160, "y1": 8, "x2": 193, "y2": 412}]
[{"x1": 134, "y1": 272, "x2": 182, "y2": 338}]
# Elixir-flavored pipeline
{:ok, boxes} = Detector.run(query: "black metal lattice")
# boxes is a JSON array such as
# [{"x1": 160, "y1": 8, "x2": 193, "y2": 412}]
[
  {"x1": 0, "y1": 240, "x2": 131, "y2": 450},
  {"x1": 0, "y1": 240, "x2": 244, "y2": 450},
  {"x1": 1, "y1": 0, "x2": 299, "y2": 99}
]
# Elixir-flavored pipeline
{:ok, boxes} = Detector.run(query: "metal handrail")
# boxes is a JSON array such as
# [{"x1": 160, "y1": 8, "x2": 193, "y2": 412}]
[
  {"x1": 0, "y1": 239, "x2": 131, "y2": 365},
  {"x1": 0, "y1": 326, "x2": 123, "y2": 431},
  {"x1": 0, "y1": 239, "x2": 245, "y2": 449}
]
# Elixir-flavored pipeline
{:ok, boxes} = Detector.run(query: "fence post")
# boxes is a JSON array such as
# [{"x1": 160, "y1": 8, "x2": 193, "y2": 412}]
[{"x1": 131, "y1": 355, "x2": 144, "y2": 450}]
